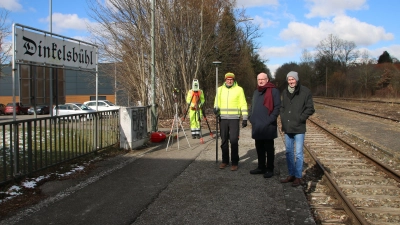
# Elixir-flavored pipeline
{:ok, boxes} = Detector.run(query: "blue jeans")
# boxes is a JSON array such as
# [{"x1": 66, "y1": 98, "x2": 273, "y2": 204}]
[{"x1": 284, "y1": 133, "x2": 305, "y2": 178}]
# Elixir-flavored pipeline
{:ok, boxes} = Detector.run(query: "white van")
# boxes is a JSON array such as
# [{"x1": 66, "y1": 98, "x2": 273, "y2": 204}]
[{"x1": 53, "y1": 103, "x2": 96, "y2": 121}]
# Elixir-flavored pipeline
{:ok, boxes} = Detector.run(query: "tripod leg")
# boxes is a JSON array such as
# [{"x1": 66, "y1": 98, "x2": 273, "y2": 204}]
[
  {"x1": 182, "y1": 94, "x2": 193, "y2": 122},
  {"x1": 201, "y1": 108, "x2": 213, "y2": 138},
  {"x1": 166, "y1": 113, "x2": 177, "y2": 151},
  {"x1": 196, "y1": 109, "x2": 204, "y2": 144},
  {"x1": 176, "y1": 113, "x2": 180, "y2": 149},
  {"x1": 178, "y1": 113, "x2": 191, "y2": 148}
]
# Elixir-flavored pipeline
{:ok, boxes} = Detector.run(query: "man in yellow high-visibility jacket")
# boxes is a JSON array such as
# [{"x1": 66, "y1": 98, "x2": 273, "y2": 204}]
[
  {"x1": 186, "y1": 79, "x2": 205, "y2": 139},
  {"x1": 213, "y1": 72, "x2": 248, "y2": 171}
]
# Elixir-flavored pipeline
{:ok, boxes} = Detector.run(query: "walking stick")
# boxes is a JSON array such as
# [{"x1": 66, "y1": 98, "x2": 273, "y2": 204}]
[
  {"x1": 216, "y1": 113, "x2": 219, "y2": 163},
  {"x1": 213, "y1": 61, "x2": 221, "y2": 163}
]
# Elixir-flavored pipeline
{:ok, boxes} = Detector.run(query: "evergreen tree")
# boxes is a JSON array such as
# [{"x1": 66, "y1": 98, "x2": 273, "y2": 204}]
[{"x1": 378, "y1": 51, "x2": 393, "y2": 64}]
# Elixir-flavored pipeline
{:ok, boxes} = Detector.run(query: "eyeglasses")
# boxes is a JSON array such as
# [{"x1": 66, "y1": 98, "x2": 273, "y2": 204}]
[
  {"x1": 257, "y1": 78, "x2": 267, "y2": 81},
  {"x1": 226, "y1": 78, "x2": 234, "y2": 81}
]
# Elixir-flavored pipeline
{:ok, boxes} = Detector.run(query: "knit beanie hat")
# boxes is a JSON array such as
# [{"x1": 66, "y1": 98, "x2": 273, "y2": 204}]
[
  {"x1": 225, "y1": 72, "x2": 235, "y2": 79},
  {"x1": 286, "y1": 71, "x2": 299, "y2": 81}
]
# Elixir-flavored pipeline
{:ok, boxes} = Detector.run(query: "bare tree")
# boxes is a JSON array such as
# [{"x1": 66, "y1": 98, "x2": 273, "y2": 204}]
[
  {"x1": 352, "y1": 50, "x2": 380, "y2": 97},
  {"x1": 314, "y1": 34, "x2": 359, "y2": 95},
  {"x1": 315, "y1": 34, "x2": 341, "y2": 64},
  {"x1": 86, "y1": 0, "x2": 262, "y2": 118},
  {"x1": 337, "y1": 40, "x2": 359, "y2": 72},
  {"x1": 299, "y1": 49, "x2": 314, "y2": 89},
  {"x1": 0, "y1": 9, "x2": 12, "y2": 76}
]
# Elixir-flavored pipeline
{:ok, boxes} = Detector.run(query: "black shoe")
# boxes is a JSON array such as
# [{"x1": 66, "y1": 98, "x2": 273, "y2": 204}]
[
  {"x1": 192, "y1": 135, "x2": 196, "y2": 139},
  {"x1": 263, "y1": 170, "x2": 274, "y2": 178},
  {"x1": 250, "y1": 168, "x2": 266, "y2": 175}
]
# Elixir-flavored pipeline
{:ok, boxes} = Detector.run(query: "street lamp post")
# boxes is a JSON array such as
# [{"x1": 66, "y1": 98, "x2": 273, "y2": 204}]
[
  {"x1": 325, "y1": 66, "x2": 328, "y2": 97},
  {"x1": 213, "y1": 61, "x2": 221, "y2": 163},
  {"x1": 151, "y1": 0, "x2": 157, "y2": 132},
  {"x1": 114, "y1": 62, "x2": 117, "y2": 105}
]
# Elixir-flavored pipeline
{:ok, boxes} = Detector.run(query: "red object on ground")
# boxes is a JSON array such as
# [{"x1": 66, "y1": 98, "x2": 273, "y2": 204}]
[{"x1": 151, "y1": 132, "x2": 167, "y2": 143}]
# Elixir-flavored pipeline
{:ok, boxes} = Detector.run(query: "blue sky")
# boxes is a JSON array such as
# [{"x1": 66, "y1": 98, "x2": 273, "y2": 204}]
[{"x1": 2, "y1": 0, "x2": 399, "y2": 76}]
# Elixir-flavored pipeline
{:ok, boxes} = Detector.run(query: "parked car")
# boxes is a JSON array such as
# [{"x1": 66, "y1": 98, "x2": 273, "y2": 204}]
[
  {"x1": 0, "y1": 103, "x2": 5, "y2": 115},
  {"x1": 53, "y1": 103, "x2": 96, "y2": 121},
  {"x1": 4, "y1": 102, "x2": 30, "y2": 115},
  {"x1": 28, "y1": 105, "x2": 50, "y2": 115},
  {"x1": 83, "y1": 100, "x2": 120, "y2": 111}
]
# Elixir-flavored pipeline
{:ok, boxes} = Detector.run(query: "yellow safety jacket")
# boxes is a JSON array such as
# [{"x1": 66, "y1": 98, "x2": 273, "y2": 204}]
[
  {"x1": 186, "y1": 89, "x2": 205, "y2": 110},
  {"x1": 214, "y1": 82, "x2": 248, "y2": 120}
]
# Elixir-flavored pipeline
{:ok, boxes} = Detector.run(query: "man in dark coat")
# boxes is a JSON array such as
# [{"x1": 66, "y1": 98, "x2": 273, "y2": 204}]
[
  {"x1": 280, "y1": 71, "x2": 315, "y2": 187},
  {"x1": 249, "y1": 72, "x2": 281, "y2": 178}
]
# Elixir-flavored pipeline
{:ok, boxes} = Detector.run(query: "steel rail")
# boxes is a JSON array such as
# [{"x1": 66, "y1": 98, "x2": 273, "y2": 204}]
[
  {"x1": 308, "y1": 118, "x2": 400, "y2": 183},
  {"x1": 303, "y1": 143, "x2": 368, "y2": 225},
  {"x1": 314, "y1": 96, "x2": 400, "y2": 105},
  {"x1": 277, "y1": 123, "x2": 366, "y2": 224}
]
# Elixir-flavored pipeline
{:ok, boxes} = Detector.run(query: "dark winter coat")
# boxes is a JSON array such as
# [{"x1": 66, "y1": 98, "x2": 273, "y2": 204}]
[
  {"x1": 249, "y1": 87, "x2": 281, "y2": 140},
  {"x1": 280, "y1": 82, "x2": 315, "y2": 134}
]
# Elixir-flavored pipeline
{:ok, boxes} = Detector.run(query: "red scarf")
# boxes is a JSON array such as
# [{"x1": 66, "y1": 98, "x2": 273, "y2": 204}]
[{"x1": 257, "y1": 82, "x2": 276, "y2": 115}]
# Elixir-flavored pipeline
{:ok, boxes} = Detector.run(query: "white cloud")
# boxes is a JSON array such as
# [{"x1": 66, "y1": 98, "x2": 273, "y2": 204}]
[
  {"x1": 305, "y1": 0, "x2": 368, "y2": 18},
  {"x1": 0, "y1": 0, "x2": 22, "y2": 11},
  {"x1": 267, "y1": 64, "x2": 281, "y2": 78},
  {"x1": 253, "y1": 15, "x2": 279, "y2": 29},
  {"x1": 39, "y1": 13, "x2": 95, "y2": 33},
  {"x1": 236, "y1": 0, "x2": 278, "y2": 8},
  {"x1": 71, "y1": 35, "x2": 93, "y2": 43},
  {"x1": 258, "y1": 44, "x2": 299, "y2": 59},
  {"x1": 280, "y1": 15, "x2": 393, "y2": 48},
  {"x1": 329, "y1": 15, "x2": 393, "y2": 46},
  {"x1": 280, "y1": 21, "x2": 325, "y2": 48}
]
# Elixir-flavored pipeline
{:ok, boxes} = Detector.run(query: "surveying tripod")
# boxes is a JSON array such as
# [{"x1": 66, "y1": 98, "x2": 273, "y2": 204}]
[{"x1": 166, "y1": 89, "x2": 191, "y2": 151}]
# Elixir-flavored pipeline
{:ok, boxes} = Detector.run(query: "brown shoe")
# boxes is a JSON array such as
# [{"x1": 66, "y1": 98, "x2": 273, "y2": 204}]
[
  {"x1": 219, "y1": 163, "x2": 228, "y2": 169},
  {"x1": 280, "y1": 176, "x2": 295, "y2": 183},
  {"x1": 291, "y1": 178, "x2": 303, "y2": 187},
  {"x1": 230, "y1": 165, "x2": 238, "y2": 171}
]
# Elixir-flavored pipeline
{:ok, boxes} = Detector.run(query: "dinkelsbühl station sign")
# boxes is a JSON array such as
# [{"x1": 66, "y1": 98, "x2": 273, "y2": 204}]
[{"x1": 15, "y1": 26, "x2": 96, "y2": 70}]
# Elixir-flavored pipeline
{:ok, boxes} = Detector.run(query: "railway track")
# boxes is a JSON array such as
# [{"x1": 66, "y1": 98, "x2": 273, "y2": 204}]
[
  {"x1": 314, "y1": 100, "x2": 400, "y2": 123},
  {"x1": 313, "y1": 97, "x2": 400, "y2": 122},
  {"x1": 314, "y1": 97, "x2": 400, "y2": 105},
  {"x1": 301, "y1": 118, "x2": 400, "y2": 225}
]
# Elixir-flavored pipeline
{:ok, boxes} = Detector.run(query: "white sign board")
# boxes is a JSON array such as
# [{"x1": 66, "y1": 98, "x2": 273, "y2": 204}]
[{"x1": 15, "y1": 27, "x2": 96, "y2": 70}]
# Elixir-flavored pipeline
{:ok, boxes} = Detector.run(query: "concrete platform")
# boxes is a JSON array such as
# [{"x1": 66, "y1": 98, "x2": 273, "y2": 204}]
[{"x1": 0, "y1": 125, "x2": 315, "y2": 225}]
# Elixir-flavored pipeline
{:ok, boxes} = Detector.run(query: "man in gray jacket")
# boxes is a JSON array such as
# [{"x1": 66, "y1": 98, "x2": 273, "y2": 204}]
[{"x1": 280, "y1": 71, "x2": 315, "y2": 187}]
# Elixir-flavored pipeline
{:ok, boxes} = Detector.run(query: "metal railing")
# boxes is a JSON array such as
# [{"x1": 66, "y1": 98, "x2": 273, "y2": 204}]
[{"x1": 0, "y1": 110, "x2": 120, "y2": 185}]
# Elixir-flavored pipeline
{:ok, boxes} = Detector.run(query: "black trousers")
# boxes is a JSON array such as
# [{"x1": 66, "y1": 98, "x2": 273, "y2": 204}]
[
  {"x1": 255, "y1": 139, "x2": 275, "y2": 171},
  {"x1": 220, "y1": 119, "x2": 240, "y2": 165}
]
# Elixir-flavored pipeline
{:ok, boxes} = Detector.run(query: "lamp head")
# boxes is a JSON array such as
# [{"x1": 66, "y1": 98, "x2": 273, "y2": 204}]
[{"x1": 212, "y1": 61, "x2": 221, "y2": 65}]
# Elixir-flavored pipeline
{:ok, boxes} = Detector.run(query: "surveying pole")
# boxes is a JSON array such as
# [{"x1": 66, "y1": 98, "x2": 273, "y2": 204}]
[{"x1": 213, "y1": 61, "x2": 221, "y2": 163}]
